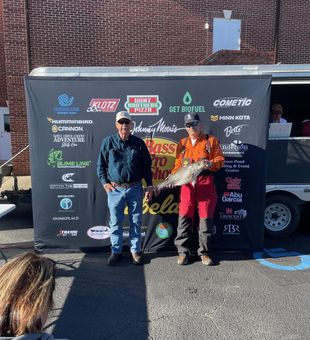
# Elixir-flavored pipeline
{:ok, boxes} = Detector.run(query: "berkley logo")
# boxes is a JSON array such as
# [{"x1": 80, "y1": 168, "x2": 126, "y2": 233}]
[
  {"x1": 86, "y1": 99, "x2": 120, "y2": 112},
  {"x1": 125, "y1": 95, "x2": 162, "y2": 115}
]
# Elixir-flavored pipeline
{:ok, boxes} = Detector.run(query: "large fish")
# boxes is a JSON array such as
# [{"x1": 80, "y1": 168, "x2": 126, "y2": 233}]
[{"x1": 154, "y1": 159, "x2": 211, "y2": 193}]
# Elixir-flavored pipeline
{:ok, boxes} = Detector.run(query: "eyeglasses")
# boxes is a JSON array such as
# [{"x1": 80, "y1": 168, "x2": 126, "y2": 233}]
[
  {"x1": 185, "y1": 121, "x2": 199, "y2": 128},
  {"x1": 118, "y1": 119, "x2": 131, "y2": 125}
]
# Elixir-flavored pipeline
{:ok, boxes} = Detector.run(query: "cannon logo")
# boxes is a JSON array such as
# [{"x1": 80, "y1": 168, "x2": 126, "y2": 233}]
[{"x1": 125, "y1": 95, "x2": 162, "y2": 115}]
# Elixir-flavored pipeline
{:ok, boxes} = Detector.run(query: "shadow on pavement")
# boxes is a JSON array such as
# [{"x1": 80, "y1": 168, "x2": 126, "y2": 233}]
[{"x1": 50, "y1": 253, "x2": 149, "y2": 340}]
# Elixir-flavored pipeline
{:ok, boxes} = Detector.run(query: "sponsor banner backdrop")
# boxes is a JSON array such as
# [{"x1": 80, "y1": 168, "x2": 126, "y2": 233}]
[{"x1": 25, "y1": 76, "x2": 271, "y2": 252}]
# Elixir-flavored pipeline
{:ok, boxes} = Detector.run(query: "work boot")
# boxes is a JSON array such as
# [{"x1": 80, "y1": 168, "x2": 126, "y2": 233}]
[
  {"x1": 131, "y1": 252, "x2": 143, "y2": 265},
  {"x1": 107, "y1": 253, "x2": 121, "y2": 266},
  {"x1": 201, "y1": 255, "x2": 213, "y2": 266},
  {"x1": 177, "y1": 254, "x2": 189, "y2": 265}
]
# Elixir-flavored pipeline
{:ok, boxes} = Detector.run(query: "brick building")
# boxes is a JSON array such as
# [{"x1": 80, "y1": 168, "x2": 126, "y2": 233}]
[{"x1": 0, "y1": 0, "x2": 309, "y2": 175}]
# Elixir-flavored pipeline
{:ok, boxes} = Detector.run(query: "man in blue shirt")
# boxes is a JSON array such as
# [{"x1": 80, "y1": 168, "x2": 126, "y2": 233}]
[{"x1": 97, "y1": 111, "x2": 153, "y2": 265}]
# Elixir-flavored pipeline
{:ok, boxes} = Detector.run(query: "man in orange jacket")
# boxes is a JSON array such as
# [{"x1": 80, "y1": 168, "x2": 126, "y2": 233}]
[{"x1": 171, "y1": 113, "x2": 224, "y2": 265}]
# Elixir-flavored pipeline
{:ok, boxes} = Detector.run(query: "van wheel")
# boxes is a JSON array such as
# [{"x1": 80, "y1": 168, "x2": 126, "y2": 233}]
[{"x1": 264, "y1": 195, "x2": 300, "y2": 238}]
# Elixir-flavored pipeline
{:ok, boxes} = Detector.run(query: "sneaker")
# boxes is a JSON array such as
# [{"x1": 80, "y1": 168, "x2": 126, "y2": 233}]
[
  {"x1": 131, "y1": 252, "x2": 143, "y2": 265},
  {"x1": 107, "y1": 253, "x2": 121, "y2": 266},
  {"x1": 177, "y1": 255, "x2": 189, "y2": 265},
  {"x1": 201, "y1": 255, "x2": 213, "y2": 266}
]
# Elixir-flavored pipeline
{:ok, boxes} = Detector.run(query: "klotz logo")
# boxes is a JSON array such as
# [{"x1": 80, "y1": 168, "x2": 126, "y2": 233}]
[
  {"x1": 155, "y1": 222, "x2": 173, "y2": 239},
  {"x1": 125, "y1": 95, "x2": 162, "y2": 115},
  {"x1": 54, "y1": 93, "x2": 80, "y2": 114},
  {"x1": 226, "y1": 177, "x2": 242, "y2": 190},
  {"x1": 169, "y1": 91, "x2": 205, "y2": 114},
  {"x1": 86, "y1": 99, "x2": 120, "y2": 112},
  {"x1": 223, "y1": 224, "x2": 240, "y2": 235}
]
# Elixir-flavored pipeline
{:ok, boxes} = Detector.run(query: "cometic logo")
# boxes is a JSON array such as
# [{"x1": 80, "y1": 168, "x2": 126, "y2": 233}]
[{"x1": 213, "y1": 97, "x2": 252, "y2": 108}]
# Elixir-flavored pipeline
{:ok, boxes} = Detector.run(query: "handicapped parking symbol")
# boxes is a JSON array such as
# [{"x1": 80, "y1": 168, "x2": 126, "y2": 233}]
[{"x1": 253, "y1": 248, "x2": 310, "y2": 271}]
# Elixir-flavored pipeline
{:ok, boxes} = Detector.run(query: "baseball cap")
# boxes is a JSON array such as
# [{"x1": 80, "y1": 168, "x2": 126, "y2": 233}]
[
  {"x1": 184, "y1": 113, "x2": 200, "y2": 124},
  {"x1": 272, "y1": 103, "x2": 283, "y2": 114},
  {"x1": 115, "y1": 111, "x2": 132, "y2": 122}
]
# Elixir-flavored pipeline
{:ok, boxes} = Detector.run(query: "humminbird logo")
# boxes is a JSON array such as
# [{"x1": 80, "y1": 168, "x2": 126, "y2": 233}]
[{"x1": 213, "y1": 97, "x2": 252, "y2": 108}]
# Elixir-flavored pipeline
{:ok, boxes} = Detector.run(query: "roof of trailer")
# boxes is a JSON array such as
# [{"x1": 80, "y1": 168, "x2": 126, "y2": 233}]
[{"x1": 29, "y1": 64, "x2": 310, "y2": 78}]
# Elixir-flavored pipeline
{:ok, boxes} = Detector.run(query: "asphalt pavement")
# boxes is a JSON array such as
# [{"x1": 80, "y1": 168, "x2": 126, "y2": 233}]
[{"x1": 1, "y1": 204, "x2": 310, "y2": 340}]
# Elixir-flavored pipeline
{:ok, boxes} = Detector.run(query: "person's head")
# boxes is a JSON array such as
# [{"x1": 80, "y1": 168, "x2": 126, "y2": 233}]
[
  {"x1": 0, "y1": 252, "x2": 56, "y2": 337},
  {"x1": 115, "y1": 111, "x2": 133, "y2": 140},
  {"x1": 271, "y1": 103, "x2": 284, "y2": 123},
  {"x1": 184, "y1": 113, "x2": 202, "y2": 139}
]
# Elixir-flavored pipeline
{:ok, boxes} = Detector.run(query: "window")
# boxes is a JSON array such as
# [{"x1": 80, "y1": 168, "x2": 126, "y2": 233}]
[{"x1": 212, "y1": 18, "x2": 241, "y2": 53}]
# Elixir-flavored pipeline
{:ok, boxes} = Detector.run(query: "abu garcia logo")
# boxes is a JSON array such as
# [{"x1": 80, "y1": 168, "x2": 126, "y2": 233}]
[
  {"x1": 54, "y1": 93, "x2": 80, "y2": 114},
  {"x1": 47, "y1": 149, "x2": 91, "y2": 168}
]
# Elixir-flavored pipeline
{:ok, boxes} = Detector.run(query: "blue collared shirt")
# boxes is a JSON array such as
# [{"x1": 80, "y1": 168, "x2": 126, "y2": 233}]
[{"x1": 97, "y1": 133, "x2": 152, "y2": 186}]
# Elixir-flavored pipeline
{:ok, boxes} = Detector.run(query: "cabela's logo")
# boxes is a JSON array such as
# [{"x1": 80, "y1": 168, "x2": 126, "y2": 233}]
[
  {"x1": 47, "y1": 149, "x2": 91, "y2": 169},
  {"x1": 169, "y1": 91, "x2": 205, "y2": 114},
  {"x1": 125, "y1": 95, "x2": 162, "y2": 115}
]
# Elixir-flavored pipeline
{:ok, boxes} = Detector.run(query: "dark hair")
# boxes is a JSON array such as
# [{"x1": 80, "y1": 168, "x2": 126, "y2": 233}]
[{"x1": 0, "y1": 252, "x2": 56, "y2": 336}]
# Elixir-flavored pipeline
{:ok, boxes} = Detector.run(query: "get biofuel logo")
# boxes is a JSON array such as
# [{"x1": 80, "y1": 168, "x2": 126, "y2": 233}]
[{"x1": 168, "y1": 91, "x2": 206, "y2": 114}]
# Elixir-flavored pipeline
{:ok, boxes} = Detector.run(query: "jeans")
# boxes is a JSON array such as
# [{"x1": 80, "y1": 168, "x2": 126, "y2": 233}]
[{"x1": 107, "y1": 183, "x2": 143, "y2": 254}]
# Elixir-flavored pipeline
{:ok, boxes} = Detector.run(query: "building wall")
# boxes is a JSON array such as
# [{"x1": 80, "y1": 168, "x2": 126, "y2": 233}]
[
  {"x1": 1, "y1": 0, "x2": 310, "y2": 174},
  {"x1": 0, "y1": 0, "x2": 7, "y2": 106}
]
